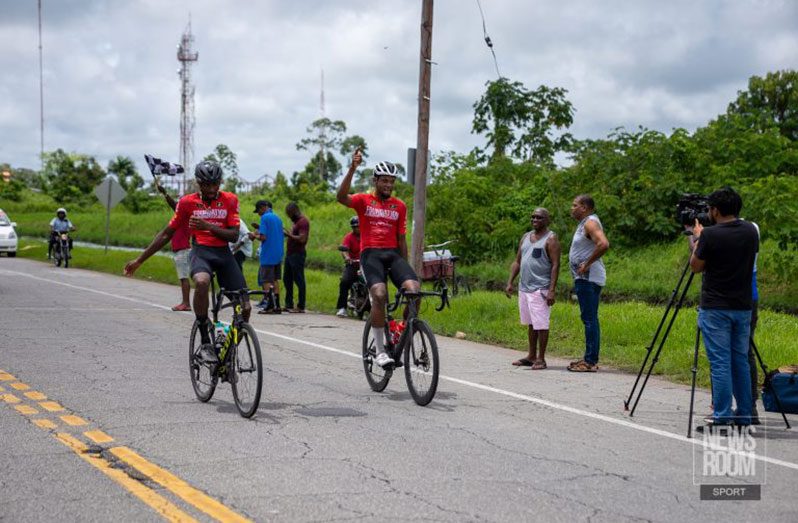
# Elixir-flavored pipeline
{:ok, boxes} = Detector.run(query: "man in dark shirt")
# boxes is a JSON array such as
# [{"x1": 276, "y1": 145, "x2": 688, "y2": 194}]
[
  {"x1": 690, "y1": 187, "x2": 759, "y2": 429},
  {"x1": 283, "y1": 202, "x2": 310, "y2": 312}
]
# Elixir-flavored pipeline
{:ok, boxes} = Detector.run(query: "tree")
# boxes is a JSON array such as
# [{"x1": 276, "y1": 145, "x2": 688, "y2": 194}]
[
  {"x1": 727, "y1": 70, "x2": 798, "y2": 141},
  {"x1": 296, "y1": 119, "x2": 370, "y2": 186},
  {"x1": 203, "y1": 144, "x2": 240, "y2": 193},
  {"x1": 472, "y1": 78, "x2": 574, "y2": 164},
  {"x1": 108, "y1": 155, "x2": 154, "y2": 213},
  {"x1": 42, "y1": 149, "x2": 106, "y2": 203}
]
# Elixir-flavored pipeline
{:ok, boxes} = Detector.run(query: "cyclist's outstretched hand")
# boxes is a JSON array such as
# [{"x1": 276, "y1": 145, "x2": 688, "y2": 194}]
[{"x1": 124, "y1": 259, "x2": 141, "y2": 276}]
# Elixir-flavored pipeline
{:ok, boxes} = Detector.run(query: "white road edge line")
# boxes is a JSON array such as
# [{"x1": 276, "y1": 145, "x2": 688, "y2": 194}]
[{"x1": 7, "y1": 268, "x2": 798, "y2": 472}]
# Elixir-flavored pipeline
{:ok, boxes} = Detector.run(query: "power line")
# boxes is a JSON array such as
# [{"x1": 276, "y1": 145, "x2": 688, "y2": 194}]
[{"x1": 475, "y1": 0, "x2": 501, "y2": 79}]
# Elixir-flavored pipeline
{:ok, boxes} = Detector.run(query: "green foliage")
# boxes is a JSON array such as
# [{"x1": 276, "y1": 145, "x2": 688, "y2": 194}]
[
  {"x1": 107, "y1": 155, "x2": 157, "y2": 214},
  {"x1": 42, "y1": 149, "x2": 106, "y2": 204},
  {"x1": 727, "y1": 70, "x2": 798, "y2": 141},
  {"x1": 472, "y1": 78, "x2": 574, "y2": 164},
  {"x1": 0, "y1": 179, "x2": 26, "y2": 201}
]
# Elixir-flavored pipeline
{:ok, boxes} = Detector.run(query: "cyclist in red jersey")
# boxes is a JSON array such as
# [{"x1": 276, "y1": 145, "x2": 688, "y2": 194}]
[
  {"x1": 337, "y1": 148, "x2": 420, "y2": 368},
  {"x1": 125, "y1": 161, "x2": 250, "y2": 363}
]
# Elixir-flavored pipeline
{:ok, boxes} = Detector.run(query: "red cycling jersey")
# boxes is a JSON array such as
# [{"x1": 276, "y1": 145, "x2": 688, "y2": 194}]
[
  {"x1": 168, "y1": 191, "x2": 240, "y2": 248},
  {"x1": 349, "y1": 193, "x2": 407, "y2": 250},
  {"x1": 341, "y1": 231, "x2": 361, "y2": 259}
]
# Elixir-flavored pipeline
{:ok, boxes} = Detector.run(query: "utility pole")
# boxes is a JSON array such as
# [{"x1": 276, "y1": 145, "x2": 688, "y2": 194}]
[
  {"x1": 38, "y1": 0, "x2": 44, "y2": 171},
  {"x1": 319, "y1": 68, "x2": 327, "y2": 183},
  {"x1": 410, "y1": 0, "x2": 434, "y2": 275}
]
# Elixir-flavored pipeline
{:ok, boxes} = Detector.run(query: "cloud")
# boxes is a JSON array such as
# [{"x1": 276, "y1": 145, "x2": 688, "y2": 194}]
[{"x1": 1, "y1": 0, "x2": 795, "y2": 181}]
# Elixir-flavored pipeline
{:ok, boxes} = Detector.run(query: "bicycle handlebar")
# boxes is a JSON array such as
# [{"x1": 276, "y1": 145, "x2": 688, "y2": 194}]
[
  {"x1": 216, "y1": 288, "x2": 267, "y2": 311},
  {"x1": 386, "y1": 287, "x2": 449, "y2": 314},
  {"x1": 425, "y1": 240, "x2": 455, "y2": 250}
]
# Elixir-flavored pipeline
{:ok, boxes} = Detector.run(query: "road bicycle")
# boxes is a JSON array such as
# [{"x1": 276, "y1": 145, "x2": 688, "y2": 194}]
[
  {"x1": 188, "y1": 279, "x2": 265, "y2": 418},
  {"x1": 337, "y1": 246, "x2": 371, "y2": 319},
  {"x1": 424, "y1": 240, "x2": 470, "y2": 296},
  {"x1": 361, "y1": 287, "x2": 448, "y2": 406}
]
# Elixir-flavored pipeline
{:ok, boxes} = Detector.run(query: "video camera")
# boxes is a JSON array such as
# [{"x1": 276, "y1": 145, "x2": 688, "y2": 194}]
[{"x1": 676, "y1": 193, "x2": 712, "y2": 227}]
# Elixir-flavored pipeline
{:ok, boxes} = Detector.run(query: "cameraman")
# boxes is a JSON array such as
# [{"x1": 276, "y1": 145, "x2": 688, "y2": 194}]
[{"x1": 689, "y1": 187, "x2": 758, "y2": 429}]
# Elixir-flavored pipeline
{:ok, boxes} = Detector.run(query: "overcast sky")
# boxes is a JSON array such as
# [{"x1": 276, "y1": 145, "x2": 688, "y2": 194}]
[{"x1": 1, "y1": 0, "x2": 796, "y2": 182}]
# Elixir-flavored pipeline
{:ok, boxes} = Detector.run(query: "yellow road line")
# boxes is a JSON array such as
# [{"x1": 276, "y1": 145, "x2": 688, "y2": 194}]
[
  {"x1": 25, "y1": 391, "x2": 47, "y2": 401},
  {"x1": 39, "y1": 401, "x2": 65, "y2": 412},
  {"x1": 60, "y1": 415, "x2": 88, "y2": 426},
  {"x1": 0, "y1": 385, "x2": 4, "y2": 392},
  {"x1": 15, "y1": 405, "x2": 38, "y2": 415},
  {"x1": 0, "y1": 373, "x2": 16, "y2": 381},
  {"x1": 2, "y1": 393, "x2": 20, "y2": 404},
  {"x1": 33, "y1": 419, "x2": 57, "y2": 429},
  {"x1": 84, "y1": 430, "x2": 114, "y2": 444},
  {"x1": 55, "y1": 434, "x2": 198, "y2": 523},
  {"x1": 111, "y1": 447, "x2": 252, "y2": 523},
  {"x1": 10, "y1": 382, "x2": 30, "y2": 391}
]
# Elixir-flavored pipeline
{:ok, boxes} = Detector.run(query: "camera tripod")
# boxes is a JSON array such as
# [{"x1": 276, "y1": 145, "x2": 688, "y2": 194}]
[{"x1": 623, "y1": 257, "x2": 791, "y2": 437}]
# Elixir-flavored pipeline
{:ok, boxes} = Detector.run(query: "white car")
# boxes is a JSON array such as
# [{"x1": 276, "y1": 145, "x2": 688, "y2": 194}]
[{"x1": 0, "y1": 210, "x2": 18, "y2": 257}]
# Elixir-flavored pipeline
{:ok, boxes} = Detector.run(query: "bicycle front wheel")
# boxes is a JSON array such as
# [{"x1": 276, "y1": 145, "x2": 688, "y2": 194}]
[
  {"x1": 230, "y1": 323, "x2": 263, "y2": 418},
  {"x1": 404, "y1": 319, "x2": 439, "y2": 406},
  {"x1": 189, "y1": 320, "x2": 217, "y2": 402},
  {"x1": 362, "y1": 319, "x2": 392, "y2": 392}
]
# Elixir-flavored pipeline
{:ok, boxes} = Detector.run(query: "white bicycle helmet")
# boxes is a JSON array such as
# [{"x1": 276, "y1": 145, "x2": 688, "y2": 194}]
[
  {"x1": 373, "y1": 161, "x2": 398, "y2": 178},
  {"x1": 56, "y1": 207, "x2": 67, "y2": 215}
]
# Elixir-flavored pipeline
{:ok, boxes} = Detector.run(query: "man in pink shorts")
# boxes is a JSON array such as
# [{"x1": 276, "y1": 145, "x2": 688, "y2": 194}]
[{"x1": 506, "y1": 208, "x2": 561, "y2": 369}]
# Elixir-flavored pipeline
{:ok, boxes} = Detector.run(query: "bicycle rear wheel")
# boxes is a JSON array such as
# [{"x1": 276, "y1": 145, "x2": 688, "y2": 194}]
[
  {"x1": 230, "y1": 323, "x2": 263, "y2": 418},
  {"x1": 362, "y1": 319, "x2": 392, "y2": 392},
  {"x1": 404, "y1": 319, "x2": 439, "y2": 406},
  {"x1": 189, "y1": 320, "x2": 217, "y2": 402}
]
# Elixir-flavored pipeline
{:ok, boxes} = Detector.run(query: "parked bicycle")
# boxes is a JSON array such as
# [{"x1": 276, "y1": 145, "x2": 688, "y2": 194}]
[
  {"x1": 362, "y1": 287, "x2": 448, "y2": 406},
  {"x1": 337, "y1": 245, "x2": 371, "y2": 319},
  {"x1": 189, "y1": 278, "x2": 265, "y2": 418},
  {"x1": 423, "y1": 240, "x2": 470, "y2": 296}
]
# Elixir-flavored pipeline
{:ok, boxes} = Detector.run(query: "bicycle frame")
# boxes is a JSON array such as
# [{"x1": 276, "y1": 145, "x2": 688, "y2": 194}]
[
  {"x1": 209, "y1": 278, "x2": 265, "y2": 366},
  {"x1": 385, "y1": 287, "x2": 448, "y2": 359}
]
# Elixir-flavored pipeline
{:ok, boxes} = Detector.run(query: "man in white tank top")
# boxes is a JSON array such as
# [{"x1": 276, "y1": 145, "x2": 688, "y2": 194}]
[
  {"x1": 506, "y1": 208, "x2": 561, "y2": 370},
  {"x1": 567, "y1": 194, "x2": 610, "y2": 372}
]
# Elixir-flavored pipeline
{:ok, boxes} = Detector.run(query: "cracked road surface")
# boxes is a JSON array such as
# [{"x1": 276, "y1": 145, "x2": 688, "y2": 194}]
[{"x1": 1, "y1": 258, "x2": 797, "y2": 522}]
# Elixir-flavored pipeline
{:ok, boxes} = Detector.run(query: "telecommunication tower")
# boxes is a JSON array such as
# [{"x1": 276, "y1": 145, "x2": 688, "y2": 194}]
[
  {"x1": 177, "y1": 20, "x2": 198, "y2": 194},
  {"x1": 318, "y1": 68, "x2": 326, "y2": 182}
]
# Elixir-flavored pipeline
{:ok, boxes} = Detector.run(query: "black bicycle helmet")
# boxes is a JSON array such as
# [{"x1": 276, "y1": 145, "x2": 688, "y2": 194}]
[
  {"x1": 350, "y1": 216, "x2": 359, "y2": 227},
  {"x1": 194, "y1": 161, "x2": 223, "y2": 184},
  {"x1": 373, "y1": 161, "x2": 398, "y2": 177}
]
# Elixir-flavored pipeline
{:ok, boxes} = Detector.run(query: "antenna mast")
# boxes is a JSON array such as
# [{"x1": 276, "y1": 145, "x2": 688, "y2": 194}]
[
  {"x1": 177, "y1": 19, "x2": 198, "y2": 194},
  {"x1": 318, "y1": 68, "x2": 326, "y2": 182}
]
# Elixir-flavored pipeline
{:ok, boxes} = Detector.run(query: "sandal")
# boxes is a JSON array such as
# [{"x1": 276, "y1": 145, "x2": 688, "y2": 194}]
[
  {"x1": 531, "y1": 360, "x2": 547, "y2": 370},
  {"x1": 568, "y1": 361, "x2": 597, "y2": 372},
  {"x1": 512, "y1": 358, "x2": 533, "y2": 367},
  {"x1": 171, "y1": 303, "x2": 191, "y2": 312}
]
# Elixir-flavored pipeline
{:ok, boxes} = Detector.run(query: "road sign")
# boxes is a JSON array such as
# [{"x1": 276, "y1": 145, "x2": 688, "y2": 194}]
[
  {"x1": 94, "y1": 177, "x2": 127, "y2": 210},
  {"x1": 94, "y1": 177, "x2": 128, "y2": 252}
]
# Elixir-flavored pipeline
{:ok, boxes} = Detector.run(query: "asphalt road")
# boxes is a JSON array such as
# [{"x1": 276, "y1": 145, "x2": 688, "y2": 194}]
[{"x1": 1, "y1": 258, "x2": 797, "y2": 522}]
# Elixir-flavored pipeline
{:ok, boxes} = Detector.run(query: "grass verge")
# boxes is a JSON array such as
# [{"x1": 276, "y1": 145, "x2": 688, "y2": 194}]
[{"x1": 15, "y1": 238, "x2": 798, "y2": 390}]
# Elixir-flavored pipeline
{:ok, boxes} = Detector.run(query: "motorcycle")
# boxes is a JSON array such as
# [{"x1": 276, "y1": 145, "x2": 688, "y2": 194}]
[{"x1": 53, "y1": 232, "x2": 71, "y2": 268}]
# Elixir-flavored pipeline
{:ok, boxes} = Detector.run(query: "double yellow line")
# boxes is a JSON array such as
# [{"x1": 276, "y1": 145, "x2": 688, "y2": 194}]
[{"x1": 1, "y1": 370, "x2": 250, "y2": 522}]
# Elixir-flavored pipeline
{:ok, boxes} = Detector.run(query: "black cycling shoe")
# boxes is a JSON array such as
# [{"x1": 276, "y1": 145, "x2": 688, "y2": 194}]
[{"x1": 197, "y1": 343, "x2": 219, "y2": 364}]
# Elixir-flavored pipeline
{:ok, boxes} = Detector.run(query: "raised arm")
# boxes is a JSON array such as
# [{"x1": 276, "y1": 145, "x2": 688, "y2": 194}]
[{"x1": 337, "y1": 148, "x2": 362, "y2": 207}]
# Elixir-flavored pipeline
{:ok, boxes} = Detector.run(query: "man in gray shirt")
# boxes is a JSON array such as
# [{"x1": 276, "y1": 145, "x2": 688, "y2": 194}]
[
  {"x1": 568, "y1": 195, "x2": 609, "y2": 373},
  {"x1": 506, "y1": 208, "x2": 561, "y2": 370}
]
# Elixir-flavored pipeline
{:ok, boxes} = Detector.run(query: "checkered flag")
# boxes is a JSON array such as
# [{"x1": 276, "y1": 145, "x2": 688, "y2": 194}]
[{"x1": 144, "y1": 154, "x2": 185, "y2": 176}]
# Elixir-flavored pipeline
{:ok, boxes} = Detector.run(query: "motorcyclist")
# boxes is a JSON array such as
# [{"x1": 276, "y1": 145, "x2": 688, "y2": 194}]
[
  {"x1": 336, "y1": 216, "x2": 362, "y2": 317},
  {"x1": 49, "y1": 208, "x2": 75, "y2": 258}
]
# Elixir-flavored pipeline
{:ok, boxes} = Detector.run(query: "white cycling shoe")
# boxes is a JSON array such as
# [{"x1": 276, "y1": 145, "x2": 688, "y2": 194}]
[
  {"x1": 336, "y1": 308, "x2": 347, "y2": 317},
  {"x1": 374, "y1": 352, "x2": 395, "y2": 368}
]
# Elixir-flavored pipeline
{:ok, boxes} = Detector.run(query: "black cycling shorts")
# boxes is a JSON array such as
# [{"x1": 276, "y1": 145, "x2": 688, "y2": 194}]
[
  {"x1": 190, "y1": 245, "x2": 247, "y2": 292},
  {"x1": 360, "y1": 248, "x2": 418, "y2": 289}
]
